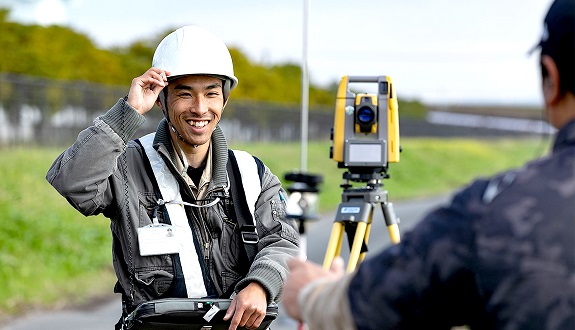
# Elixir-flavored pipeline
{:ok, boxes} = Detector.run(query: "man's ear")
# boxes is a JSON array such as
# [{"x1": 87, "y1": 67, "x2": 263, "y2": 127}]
[
  {"x1": 155, "y1": 98, "x2": 163, "y2": 110},
  {"x1": 541, "y1": 55, "x2": 560, "y2": 107}
]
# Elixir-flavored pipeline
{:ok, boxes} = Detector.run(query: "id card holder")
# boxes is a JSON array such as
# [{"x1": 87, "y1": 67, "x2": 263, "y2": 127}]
[{"x1": 137, "y1": 222, "x2": 179, "y2": 256}]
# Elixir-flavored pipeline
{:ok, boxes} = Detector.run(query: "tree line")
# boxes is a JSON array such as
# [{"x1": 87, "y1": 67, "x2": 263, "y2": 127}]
[
  {"x1": 0, "y1": 8, "x2": 429, "y2": 118},
  {"x1": 0, "y1": 8, "x2": 336, "y2": 107}
]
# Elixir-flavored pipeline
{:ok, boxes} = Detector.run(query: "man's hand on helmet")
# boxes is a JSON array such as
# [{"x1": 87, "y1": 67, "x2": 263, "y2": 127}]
[{"x1": 127, "y1": 68, "x2": 170, "y2": 115}]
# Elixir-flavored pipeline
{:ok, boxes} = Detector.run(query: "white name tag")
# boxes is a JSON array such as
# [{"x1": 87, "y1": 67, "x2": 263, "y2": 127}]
[
  {"x1": 203, "y1": 305, "x2": 220, "y2": 322},
  {"x1": 137, "y1": 225, "x2": 179, "y2": 256}
]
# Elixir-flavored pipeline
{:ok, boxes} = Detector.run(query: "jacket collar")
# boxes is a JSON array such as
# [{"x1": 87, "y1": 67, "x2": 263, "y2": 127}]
[
  {"x1": 152, "y1": 119, "x2": 230, "y2": 190},
  {"x1": 553, "y1": 118, "x2": 575, "y2": 152}
]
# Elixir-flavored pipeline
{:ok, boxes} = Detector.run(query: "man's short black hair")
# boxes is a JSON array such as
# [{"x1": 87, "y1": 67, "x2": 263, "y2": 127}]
[{"x1": 535, "y1": 0, "x2": 575, "y2": 95}]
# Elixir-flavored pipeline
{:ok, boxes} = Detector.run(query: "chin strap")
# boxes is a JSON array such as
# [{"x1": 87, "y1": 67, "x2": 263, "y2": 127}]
[
  {"x1": 160, "y1": 90, "x2": 199, "y2": 149},
  {"x1": 168, "y1": 121, "x2": 198, "y2": 148}
]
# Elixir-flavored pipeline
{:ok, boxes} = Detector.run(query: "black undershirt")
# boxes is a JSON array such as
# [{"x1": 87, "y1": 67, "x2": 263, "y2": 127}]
[{"x1": 186, "y1": 161, "x2": 206, "y2": 187}]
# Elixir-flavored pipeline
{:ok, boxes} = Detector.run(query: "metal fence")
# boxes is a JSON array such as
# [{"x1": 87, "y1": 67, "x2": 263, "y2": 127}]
[
  {"x1": 0, "y1": 73, "x2": 550, "y2": 147},
  {"x1": 0, "y1": 73, "x2": 335, "y2": 146}
]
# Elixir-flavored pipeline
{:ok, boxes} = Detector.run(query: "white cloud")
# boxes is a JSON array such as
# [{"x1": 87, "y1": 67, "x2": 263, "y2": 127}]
[{"x1": 34, "y1": 0, "x2": 68, "y2": 25}]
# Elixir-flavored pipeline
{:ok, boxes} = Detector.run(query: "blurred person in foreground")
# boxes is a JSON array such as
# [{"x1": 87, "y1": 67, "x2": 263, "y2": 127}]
[
  {"x1": 47, "y1": 25, "x2": 299, "y2": 330},
  {"x1": 282, "y1": 0, "x2": 575, "y2": 329}
]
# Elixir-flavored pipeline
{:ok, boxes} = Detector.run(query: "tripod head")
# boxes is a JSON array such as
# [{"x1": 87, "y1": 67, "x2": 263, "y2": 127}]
[{"x1": 340, "y1": 167, "x2": 390, "y2": 191}]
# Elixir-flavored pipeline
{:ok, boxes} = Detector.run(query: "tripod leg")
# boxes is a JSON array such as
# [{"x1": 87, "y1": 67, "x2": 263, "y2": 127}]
[
  {"x1": 357, "y1": 205, "x2": 375, "y2": 264},
  {"x1": 382, "y1": 201, "x2": 401, "y2": 244},
  {"x1": 358, "y1": 221, "x2": 372, "y2": 265},
  {"x1": 387, "y1": 224, "x2": 401, "y2": 244},
  {"x1": 347, "y1": 221, "x2": 368, "y2": 273},
  {"x1": 323, "y1": 222, "x2": 345, "y2": 270}
]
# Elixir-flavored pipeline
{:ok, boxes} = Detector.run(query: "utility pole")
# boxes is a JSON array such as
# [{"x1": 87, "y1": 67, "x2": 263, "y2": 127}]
[{"x1": 300, "y1": 0, "x2": 310, "y2": 171}]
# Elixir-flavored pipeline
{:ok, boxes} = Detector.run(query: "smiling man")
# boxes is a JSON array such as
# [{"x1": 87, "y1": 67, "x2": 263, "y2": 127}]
[{"x1": 47, "y1": 26, "x2": 299, "y2": 330}]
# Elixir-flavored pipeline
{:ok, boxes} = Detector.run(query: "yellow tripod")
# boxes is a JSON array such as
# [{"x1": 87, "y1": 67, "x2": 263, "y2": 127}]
[{"x1": 322, "y1": 174, "x2": 400, "y2": 273}]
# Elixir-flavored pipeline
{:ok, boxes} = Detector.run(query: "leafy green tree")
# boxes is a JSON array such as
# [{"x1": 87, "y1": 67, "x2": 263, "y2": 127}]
[
  {"x1": 0, "y1": 11, "x2": 124, "y2": 84},
  {"x1": 0, "y1": 9, "x2": 423, "y2": 111}
]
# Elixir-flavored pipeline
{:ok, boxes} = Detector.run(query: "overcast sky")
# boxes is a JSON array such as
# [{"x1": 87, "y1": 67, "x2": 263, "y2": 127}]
[{"x1": 1, "y1": 0, "x2": 555, "y2": 105}]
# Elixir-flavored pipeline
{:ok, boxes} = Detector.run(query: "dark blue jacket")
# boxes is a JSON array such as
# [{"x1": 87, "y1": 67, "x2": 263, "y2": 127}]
[{"x1": 349, "y1": 120, "x2": 575, "y2": 329}]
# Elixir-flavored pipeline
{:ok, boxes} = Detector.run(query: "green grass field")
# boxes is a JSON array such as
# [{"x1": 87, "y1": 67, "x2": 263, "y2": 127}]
[
  {"x1": 0, "y1": 137, "x2": 548, "y2": 319},
  {"x1": 232, "y1": 138, "x2": 548, "y2": 209}
]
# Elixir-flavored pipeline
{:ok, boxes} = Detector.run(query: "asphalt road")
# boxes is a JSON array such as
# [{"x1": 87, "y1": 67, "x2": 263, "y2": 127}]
[{"x1": 2, "y1": 194, "x2": 450, "y2": 330}]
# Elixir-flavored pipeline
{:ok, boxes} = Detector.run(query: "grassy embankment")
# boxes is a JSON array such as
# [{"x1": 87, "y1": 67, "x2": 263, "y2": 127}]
[{"x1": 0, "y1": 137, "x2": 548, "y2": 320}]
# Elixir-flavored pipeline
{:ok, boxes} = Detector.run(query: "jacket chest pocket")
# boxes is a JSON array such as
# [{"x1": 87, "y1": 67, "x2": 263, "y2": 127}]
[{"x1": 218, "y1": 199, "x2": 250, "y2": 276}]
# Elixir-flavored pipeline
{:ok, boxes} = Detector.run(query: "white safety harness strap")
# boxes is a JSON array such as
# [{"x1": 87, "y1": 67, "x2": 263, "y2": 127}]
[
  {"x1": 231, "y1": 150, "x2": 261, "y2": 221},
  {"x1": 139, "y1": 132, "x2": 208, "y2": 298}
]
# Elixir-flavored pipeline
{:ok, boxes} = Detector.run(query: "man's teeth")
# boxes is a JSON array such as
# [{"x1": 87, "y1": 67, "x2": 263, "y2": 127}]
[{"x1": 187, "y1": 120, "x2": 208, "y2": 128}]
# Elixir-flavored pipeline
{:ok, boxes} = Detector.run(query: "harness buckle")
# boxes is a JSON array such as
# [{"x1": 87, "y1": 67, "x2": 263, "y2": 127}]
[{"x1": 240, "y1": 225, "x2": 259, "y2": 244}]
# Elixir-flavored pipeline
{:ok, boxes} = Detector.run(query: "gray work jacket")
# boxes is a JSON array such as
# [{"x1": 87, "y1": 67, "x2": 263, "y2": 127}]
[{"x1": 46, "y1": 98, "x2": 299, "y2": 311}]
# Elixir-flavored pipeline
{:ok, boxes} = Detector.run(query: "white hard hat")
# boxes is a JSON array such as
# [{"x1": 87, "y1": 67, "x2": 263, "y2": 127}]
[{"x1": 152, "y1": 26, "x2": 238, "y2": 90}]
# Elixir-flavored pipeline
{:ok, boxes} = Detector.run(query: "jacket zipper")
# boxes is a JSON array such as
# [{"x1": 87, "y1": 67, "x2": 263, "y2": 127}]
[
  {"x1": 203, "y1": 242, "x2": 210, "y2": 262},
  {"x1": 185, "y1": 185, "x2": 226, "y2": 262},
  {"x1": 156, "y1": 145, "x2": 227, "y2": 294}
]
